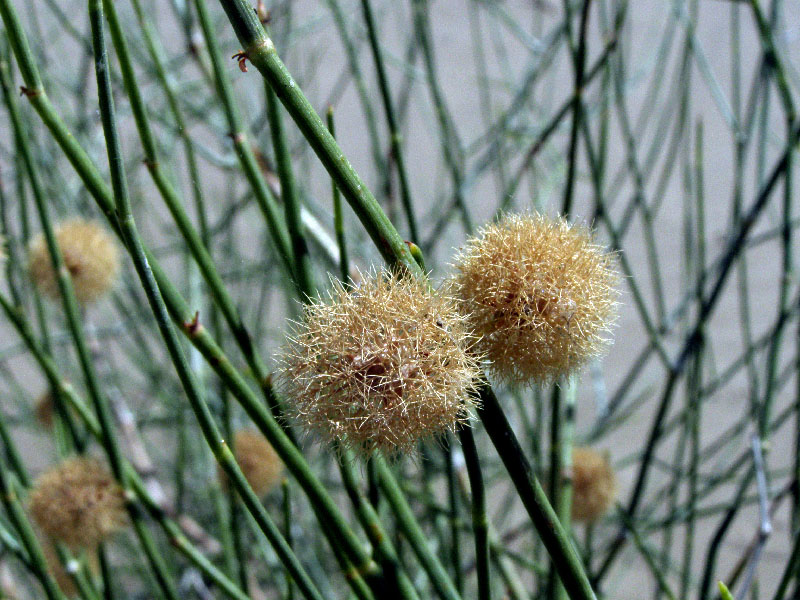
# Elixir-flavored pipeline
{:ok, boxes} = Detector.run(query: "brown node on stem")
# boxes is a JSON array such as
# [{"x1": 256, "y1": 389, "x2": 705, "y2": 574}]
[
  {"x1": 231, "y1": 51, "x2": 249, "y2": 73},
  {"x1": 451, "y1": 213, "x2": 618, "y2": 385},
  {"x1": 28, "y1": 457, "x2": 127, "y2": 549},
  {"x1": 570, "y1": 447, "x2": 617, "y2": 523},
  {"x1": 27, "y1": 219, "x2": 119, "y2": 306},
  {"x1": 277, "y1": 269, "x2": 482, "y2": 457},
  {"x1": 34, "y1": 390, "x2": 60, "y2": 429}
]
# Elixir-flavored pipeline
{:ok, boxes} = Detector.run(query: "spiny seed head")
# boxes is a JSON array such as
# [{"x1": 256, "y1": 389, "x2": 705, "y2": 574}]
[
  {"x1": 219, "y1": 430, "x2": 284, "y2": 498},
  {"x1": 28, "y1": 457, "x2": 126, "y2": 549},
  {"x1": 452, "y1": 213, "x2": 618, "y2": 384},
  {"x1": 570, "y1": 447, "x2": 617, "y2": 523},
  {"x1": 277, "y1": 269, "x2": 482, "y2": 457},
  {"x1": 28, "y1": 219, "x2": 119, "y2": 305}
]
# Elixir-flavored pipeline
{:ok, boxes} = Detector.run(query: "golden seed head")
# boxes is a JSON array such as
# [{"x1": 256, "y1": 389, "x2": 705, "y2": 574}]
[
  {"x1": 277, "y1": 269, "x2": 482, "y2": 457},
  {"x1": 28, "y1": 457, "x2": 126, "y2": 549},
  {"x1": 570, "y1": 447, "x2": 617, "y2": 523},
  {"x1": 219, "y1": 430, "x2": 284, "y2": 498},
  {"x1": 28, "y1": 219, "x2": 119, "y2": 305},
  {"x1": 452, "y1": 213, "x2": 618, "y2": 384}
]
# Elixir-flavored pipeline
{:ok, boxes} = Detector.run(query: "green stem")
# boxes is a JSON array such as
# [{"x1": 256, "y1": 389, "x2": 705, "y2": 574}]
[
  {"x1": 410, "y1": 0, "x2": 472, "y2": 234},
  {"x1": 477, "y1": 383, "x2": 596, "y2": 600},
  {"x1": 265, "y1": 82, "x2": 314, "y2": 298},
  {"x1": 90, "y1": 1, "x2": 324, "y2": 596},
  {"x1": 443, "y1": 439, "x2": 463, "y2": 594},
  {"x1": 0, "y1": 469, "x2": 69, "y2": 600},
  {"x1": 359, "y1": 0, "x2": 419, "y2": 242},
  {"x1": 338, "y1": 449, "x2": 420, "y2": 600},
  {"x1": 0, "y1": 292, "x2": 253, "y2": 600},
  {"x1": 326, "y1": 107, "x2": 350, "y2": 283},
  {"x1": 456, "y1": 426, "x2": 490, "y2": 600},
  {"x1": 193, "y1": 0, "x2": 295, "y2": 284},
  {"x1": 215, "y1": 0, "x2": 421, "y2": 275},
  {"x1": 374, "y1": 457, "x2": 463, "y2": 600},
  {"x1": 0, "y1": 2, "x2": 379, "y2": 586},
  {"x1": 552, "y1": 379, "x2": 576, "y2": 600}
]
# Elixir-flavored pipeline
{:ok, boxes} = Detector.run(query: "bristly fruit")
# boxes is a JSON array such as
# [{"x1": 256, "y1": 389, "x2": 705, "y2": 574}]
[
  {"x1": 219, "y1": 430, "x2": 284, "y2": 498},
  {"x1": 28, "y1": 457, "x2": 127, "y2": 549},
  {"x1": 452, "y1": 213, "x2": 618, "y2": 384},
  {"x1": 277, "y1": 269, "x2": 482, "y2": 457},
  {"x1": 570, "y1": 447, "x2": 617, "y2": 523},
  {"x1": 28, "y1": 219, "x2": 119, "y2": 305}
]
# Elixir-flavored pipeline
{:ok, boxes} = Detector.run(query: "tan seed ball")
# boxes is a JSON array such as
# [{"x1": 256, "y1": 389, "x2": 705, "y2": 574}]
[
  {"x1": 28, "y1": 219, "x2": 119, "y2": 305},
  {"x1": 452, "y1": 213, "x2": 618, "y2": 384},
  {"x1": 28, "y1": 457, "x2": 126, "y2": 549},
  {"x1": 570, "y1": 447, "x2": 617, "y2": 523},
  {"x1": 220, "y1": 430, "x2": 284, "y2": 498},
  {"x1": 277, "y1": 269, "x2": 482, "y2": 456}
]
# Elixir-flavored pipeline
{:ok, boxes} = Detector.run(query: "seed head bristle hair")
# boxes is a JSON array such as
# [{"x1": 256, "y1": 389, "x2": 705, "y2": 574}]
[
  {"x1": 28, "y1": 457, "x2": 126, "y2": 549},
  {"x1": 219, "y1": 430, "x2": 284, "y2": 498},
  {"x1": 452, "y1": 213, "x2": 618, "y2": 384},
  {"x1": 28, "y1": 219, "x2": 119, "y2": 305},
  {"x1": 277, "y1": 269, "x2": 482, "y2": 457},
  {"x1": 570, "y1": 447, "x2": 617, "y2": 523}
]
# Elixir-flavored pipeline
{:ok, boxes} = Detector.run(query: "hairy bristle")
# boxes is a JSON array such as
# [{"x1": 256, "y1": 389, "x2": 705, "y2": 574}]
[
  {"x1": 28, "y1": 219, "x2": 119, "y2": 305},
  {"x1": 28, "y1": 457, "x2": 127, "y2": 549},
  {"x1": 277, "y1": 269, "x2": 482, "y2": 456},
  {"x1": 452, "y1": 213, "x2": 618, "y2": 384},
  {"x1": 570, "y1": 447, "x2": 617, "y2": 523},
  {"x1": 220, "y1": 430, "x2": 284, "y2": 498}
]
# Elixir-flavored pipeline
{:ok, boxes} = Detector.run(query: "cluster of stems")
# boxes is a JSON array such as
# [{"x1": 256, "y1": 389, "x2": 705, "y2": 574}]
[{"x1": 0, "y1": 0, "x2": 797, "y2": 599}]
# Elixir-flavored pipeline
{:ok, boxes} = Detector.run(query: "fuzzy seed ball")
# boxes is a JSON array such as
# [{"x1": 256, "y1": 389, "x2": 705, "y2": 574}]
[
  {"x1": 28, "y1": 219, "x2": 119, "y2": 305},
  {"x1": 277, "y1": 270, "x2": 482, "y2": 456},
  {"x1": 220, "y1": 430, "x2": 284, "y2": 498},
  {"x1": 28, "y1": 457, "x2": 126, "y2": 549},
  {"x1": 570, "y1": 447, "x2": 617, "y2": 523},
  {"x1": 452, "y1": 213, "x2": 618, "y2": 384}
]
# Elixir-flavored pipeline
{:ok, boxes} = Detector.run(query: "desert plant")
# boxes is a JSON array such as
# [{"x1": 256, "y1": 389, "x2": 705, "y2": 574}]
[{"x1": 0, "y1": 0, "x2": 797, "y2": 599}]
